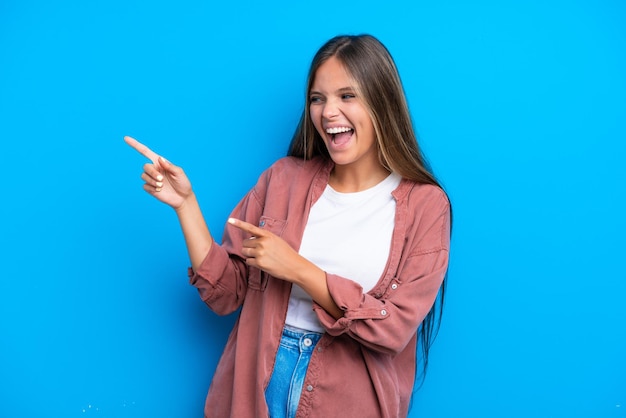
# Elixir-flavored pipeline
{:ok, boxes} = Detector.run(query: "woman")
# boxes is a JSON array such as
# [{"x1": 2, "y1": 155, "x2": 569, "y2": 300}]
[{"x1": 126, "y1": 34, "x2": 450, "y2": 418}]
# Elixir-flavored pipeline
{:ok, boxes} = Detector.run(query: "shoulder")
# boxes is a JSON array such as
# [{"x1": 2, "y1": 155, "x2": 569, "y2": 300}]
[
  {"x1": 258, "y1": 156, "x2": 329, "y2": 185},
  {"x1": 267, "y1": 156, "x2": 328, "y2": 173},
  {"x1": 396, "y1": 180, "x2": 450, "y2": 214},
  {"x1": 251, "y1": 156, "x2": 330, "y2": 198},
  {"x1": 397, "y1": 180, "x2": 451, "y2": 251}
]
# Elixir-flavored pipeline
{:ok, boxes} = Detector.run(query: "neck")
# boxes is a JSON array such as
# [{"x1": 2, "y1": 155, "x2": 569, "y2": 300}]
[{"x1": 329, "y1": 162, "x2": 391, "y2": 193}]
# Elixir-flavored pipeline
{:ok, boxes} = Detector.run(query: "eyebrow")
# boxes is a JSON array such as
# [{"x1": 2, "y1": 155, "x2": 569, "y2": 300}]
[{"x1": 309, "y1": 86, "x2": 356, "y2": 96}]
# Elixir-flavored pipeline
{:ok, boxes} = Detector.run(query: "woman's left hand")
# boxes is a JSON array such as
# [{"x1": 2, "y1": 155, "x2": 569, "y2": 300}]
[
  {"x1": 228, "y1": 218, "x2": 343, "y2": 319},
  {"x1": 227, "y1": 218, "x2": 305, "y2": 283}
]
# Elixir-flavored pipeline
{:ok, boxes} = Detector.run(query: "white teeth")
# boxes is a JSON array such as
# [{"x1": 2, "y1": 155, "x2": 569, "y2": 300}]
[{"x1": 326, "y1": 127, "x2": 352, "y2": 134}]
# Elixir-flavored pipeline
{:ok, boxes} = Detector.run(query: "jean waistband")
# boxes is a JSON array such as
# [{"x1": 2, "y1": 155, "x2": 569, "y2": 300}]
[{"x1": 281, "y1": 325, "x2": 323, "y2": 352}]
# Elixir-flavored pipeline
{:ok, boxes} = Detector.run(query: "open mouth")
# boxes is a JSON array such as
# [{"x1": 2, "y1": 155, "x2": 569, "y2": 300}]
[{"x1": 326, "y1": 126, "x2": 354, "y2": 145}]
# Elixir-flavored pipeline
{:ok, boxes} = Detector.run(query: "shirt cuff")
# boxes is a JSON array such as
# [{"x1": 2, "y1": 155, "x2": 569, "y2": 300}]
[{"x1": 314, "y1": 272, "x2": 389, "y2": 335}]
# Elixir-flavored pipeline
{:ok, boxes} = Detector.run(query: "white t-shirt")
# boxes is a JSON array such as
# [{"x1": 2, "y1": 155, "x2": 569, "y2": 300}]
[{"x1": 285, "y1": 172, "x2": 402, "y2": 332}]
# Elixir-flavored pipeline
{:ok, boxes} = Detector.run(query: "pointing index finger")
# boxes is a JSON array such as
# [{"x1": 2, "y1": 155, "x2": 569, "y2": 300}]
[
  {"x1": 228, "y1": 218, "x2": 265, "y2": 237},
  {"x1": 124, "y1": 136, "x2": 160, "y2": 163}
]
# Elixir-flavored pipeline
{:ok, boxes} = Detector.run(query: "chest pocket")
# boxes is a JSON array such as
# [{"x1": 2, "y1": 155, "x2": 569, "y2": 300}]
[{"x1": 247, "y1": 216, "x2": 288, "y2": 291}]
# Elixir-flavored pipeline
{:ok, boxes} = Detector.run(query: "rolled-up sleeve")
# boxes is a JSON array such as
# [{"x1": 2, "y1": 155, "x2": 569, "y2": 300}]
[{"x1": 188, "y1": 239, "x2": 249, "y2": 315}]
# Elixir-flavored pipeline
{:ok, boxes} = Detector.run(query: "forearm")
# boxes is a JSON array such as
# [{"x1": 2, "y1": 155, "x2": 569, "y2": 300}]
[
  {"x1": 293, "y1": 259, "x2": 343, "y2": 320},
  {"x1": 175, "y1": 192, "x2": 213, "y2": 271}
]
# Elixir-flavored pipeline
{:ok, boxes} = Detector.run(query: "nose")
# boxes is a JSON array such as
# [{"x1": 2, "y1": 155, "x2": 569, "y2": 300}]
[{"x1": 322, "y1": 97, "x2": 340, "y2": 119}]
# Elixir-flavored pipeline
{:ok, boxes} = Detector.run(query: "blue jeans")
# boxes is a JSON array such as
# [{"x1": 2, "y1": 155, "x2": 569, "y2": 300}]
[{"x1": 265, "y1": 325, "x2": 322, "y2": 418}]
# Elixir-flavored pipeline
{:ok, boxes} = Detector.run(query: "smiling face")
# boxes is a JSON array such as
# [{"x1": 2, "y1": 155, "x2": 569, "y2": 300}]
[{"x1": 309, "y1": 56, "x2": 381, "y2": 174}]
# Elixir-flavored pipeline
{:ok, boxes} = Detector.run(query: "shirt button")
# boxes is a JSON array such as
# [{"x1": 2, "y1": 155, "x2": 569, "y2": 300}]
[
  {"x1": 391, "y1": 284, "x2": 398, "y2": 290},
  {"x1": 303, "y1": 338, "x2": 312, "y2": 347},
  {"x1": 317, "y1": 347, "x2": 323, "y2": 352},
  {"x1": 306, "y1": 385, "x2": 314, "y2": 392},
  {"x1": 259, "y1": 220, "x2": 266, "y2": 227},
  {"x1": 381, "y1": 309, "x2": 388, "y2": 316}
]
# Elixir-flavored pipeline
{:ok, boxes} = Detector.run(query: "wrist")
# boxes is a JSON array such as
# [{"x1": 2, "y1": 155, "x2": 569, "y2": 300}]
[
  {"x1": 293, "y1": 258, "x2": 326, "y2": 287},
  {"x1": 174, "y1": 191, "x2": 197, "y2": 214}
]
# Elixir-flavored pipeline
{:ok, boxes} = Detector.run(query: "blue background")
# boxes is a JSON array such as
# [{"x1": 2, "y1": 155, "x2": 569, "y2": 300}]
[{"x1": 1, "y1": 0, "x2": 625, "y2": 417}]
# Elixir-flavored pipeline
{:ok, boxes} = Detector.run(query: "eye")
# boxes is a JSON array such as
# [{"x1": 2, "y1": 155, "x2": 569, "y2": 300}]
[
  {"x1": 341, "y1": 93, "x2": 356, "y2": 100},
  {"x1": 309, "y1": 95, "x2": 323, "y2": 104}
]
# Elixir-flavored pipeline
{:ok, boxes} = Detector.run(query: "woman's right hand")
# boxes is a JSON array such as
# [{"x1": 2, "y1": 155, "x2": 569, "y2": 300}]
[{"x1": 124, "y1": 136, "x2": 193, "y2": 210}]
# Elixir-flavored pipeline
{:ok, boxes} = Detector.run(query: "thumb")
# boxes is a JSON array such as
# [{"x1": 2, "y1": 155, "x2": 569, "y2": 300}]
[{"x1": 159, "y1": 156, "x2": 180, "y2": 175}]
